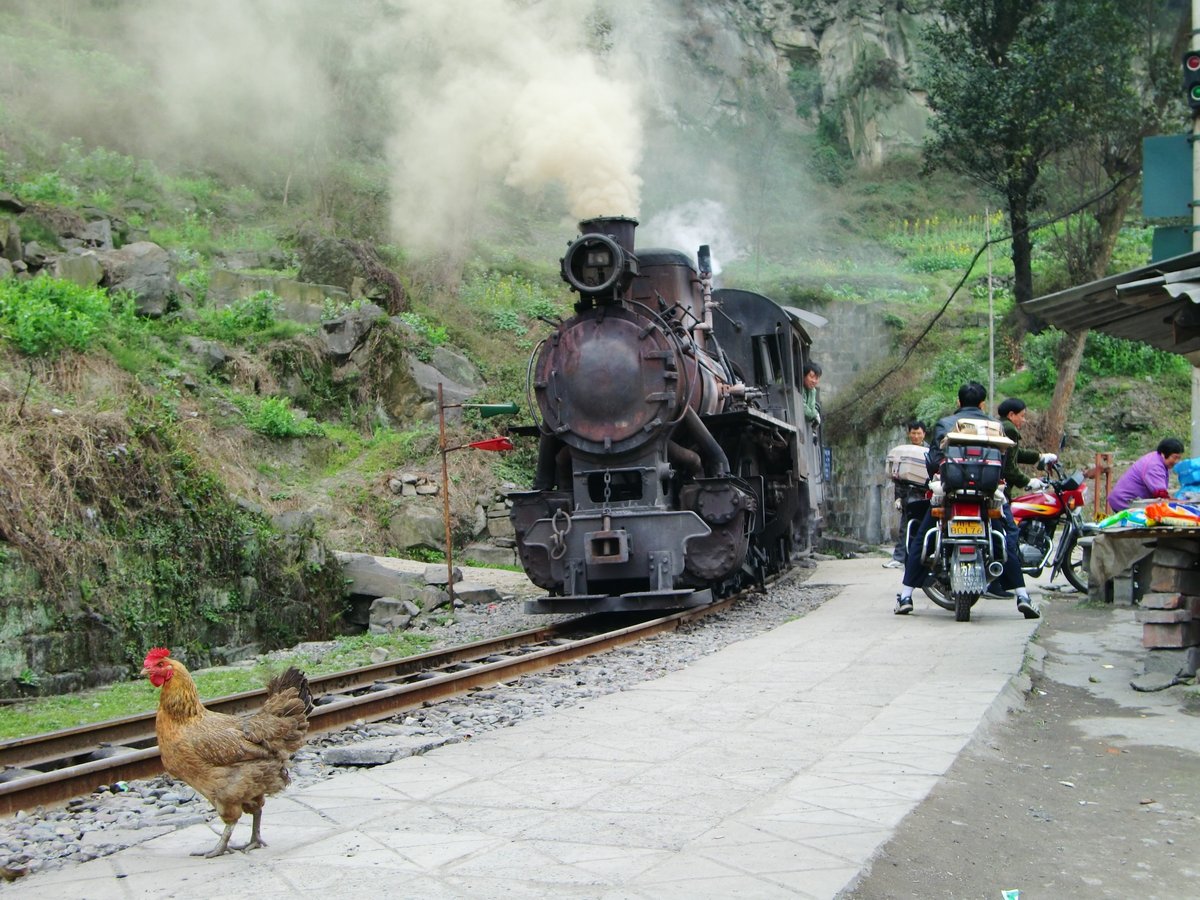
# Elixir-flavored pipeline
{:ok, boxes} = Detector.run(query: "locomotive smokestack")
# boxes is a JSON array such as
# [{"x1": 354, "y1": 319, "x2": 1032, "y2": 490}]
[
  {"x1": 578, "y1": 216, "x2": 638, "y2": 254},
  {"x1": 562, "y1": 215, "x2": 640, "y2": 299}
]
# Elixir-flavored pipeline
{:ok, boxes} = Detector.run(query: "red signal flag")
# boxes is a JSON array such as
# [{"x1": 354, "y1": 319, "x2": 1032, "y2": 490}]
[{"x1": 468, "y1": 436, "x2": 514, "y2": 452}]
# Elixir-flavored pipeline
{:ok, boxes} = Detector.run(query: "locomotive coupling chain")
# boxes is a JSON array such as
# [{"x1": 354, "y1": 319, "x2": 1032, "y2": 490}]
[{"x1": 549, "y1": 507, "x2": 572, "y2": 560}]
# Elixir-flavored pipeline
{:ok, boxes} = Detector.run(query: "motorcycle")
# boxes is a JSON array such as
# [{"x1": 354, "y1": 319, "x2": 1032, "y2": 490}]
[
  {"x1": 919, "y1": 431, "x2": 1008, "y2": 622},
  {"x1": 1010, "y1": 462, "x2": 1094, "y2": 593}
]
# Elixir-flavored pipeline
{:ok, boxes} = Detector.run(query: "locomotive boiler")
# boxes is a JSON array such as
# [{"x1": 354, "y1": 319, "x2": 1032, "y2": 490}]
[{"x1": 509, "y1": 215, "x2": 825, "y2": 613}]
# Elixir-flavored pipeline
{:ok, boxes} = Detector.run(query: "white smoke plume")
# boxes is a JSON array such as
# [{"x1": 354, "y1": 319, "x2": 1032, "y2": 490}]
[
  {"x1": 122, "y1": 0, "x2": 335, "y2": 165},
  {"x1": 383, "y1": 0, "x2": 643, "y2": 252},
  {"x1": 641, "y1": 199, "x2": 746, "y2": 276}
]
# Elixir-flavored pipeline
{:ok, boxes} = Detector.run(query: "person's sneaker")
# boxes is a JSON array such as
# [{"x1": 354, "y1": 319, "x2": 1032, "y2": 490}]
[
  {"x1": 894, "y1": 594, "x2": 913, "y2": 615},
  {"x1": 984, "y1": 588, "x2": 1014, "y2": 600},
  {"x1": 882, "y1": 560, "x2": 904, "y2": 569},
  {"x1": 1017, "y1": 596, "x2": 1041, "y2": 619}
]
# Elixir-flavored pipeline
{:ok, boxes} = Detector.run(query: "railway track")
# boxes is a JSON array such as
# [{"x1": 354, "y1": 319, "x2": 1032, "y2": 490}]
[{"x1": 0, "y1": 595, "x2": 740, "y2": 816}]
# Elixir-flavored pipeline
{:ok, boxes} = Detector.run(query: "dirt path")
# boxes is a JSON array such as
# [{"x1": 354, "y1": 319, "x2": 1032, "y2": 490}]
[{"x1": 845, "y1": 602, "x2": 1200, "y2": 899}]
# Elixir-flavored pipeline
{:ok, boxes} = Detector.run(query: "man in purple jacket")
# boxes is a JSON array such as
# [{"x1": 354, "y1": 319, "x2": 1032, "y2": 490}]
[{"x1": 1108, "y1": 438, "x2": 1185, "y2": 512}]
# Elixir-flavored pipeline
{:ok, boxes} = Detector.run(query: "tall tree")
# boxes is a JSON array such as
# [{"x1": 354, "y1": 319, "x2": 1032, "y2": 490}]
[
  {"x1": 1035, "y1": 2, "x2": 1189, "y2": 447},
  {"x1": 921, "y1": 0, "x2": 1132, "y2": 310}
]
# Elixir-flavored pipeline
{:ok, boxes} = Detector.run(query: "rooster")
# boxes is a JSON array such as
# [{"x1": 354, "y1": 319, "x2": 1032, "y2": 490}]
[{"x1": 142, "y1": 647, "x2": 314, "y2": 858}]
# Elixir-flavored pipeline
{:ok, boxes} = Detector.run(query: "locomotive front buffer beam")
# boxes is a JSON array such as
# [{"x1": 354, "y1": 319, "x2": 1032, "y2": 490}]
[{"x1": 518, "y1": 508, "x2": 713, "y2": 614}]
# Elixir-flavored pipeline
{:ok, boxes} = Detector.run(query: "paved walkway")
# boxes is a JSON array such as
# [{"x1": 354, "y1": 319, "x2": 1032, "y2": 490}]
[{"x1": 7, "y1": 559, "x2": 1041, "y2": 899}]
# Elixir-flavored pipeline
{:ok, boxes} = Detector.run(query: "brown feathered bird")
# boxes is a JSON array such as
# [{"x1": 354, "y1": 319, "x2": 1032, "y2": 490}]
[{"x1": 142, "y1": 647, "x2": 314, "y2": 858}]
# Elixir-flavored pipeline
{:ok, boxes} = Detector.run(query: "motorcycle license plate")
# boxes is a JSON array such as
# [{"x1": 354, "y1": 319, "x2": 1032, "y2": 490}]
[{"x1": 948, "y1": 520, "x2": 985, "y2": 536}]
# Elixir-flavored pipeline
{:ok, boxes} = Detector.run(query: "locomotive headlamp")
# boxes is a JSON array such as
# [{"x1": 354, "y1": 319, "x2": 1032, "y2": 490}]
[{"x1": 561, "y1": 233, "x2": 637, "y2": 299}]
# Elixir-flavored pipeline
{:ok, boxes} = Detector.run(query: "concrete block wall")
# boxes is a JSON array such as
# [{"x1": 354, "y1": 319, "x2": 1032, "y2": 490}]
[
  {"x1": 806, "y1": 300, "x2": 902, "y2": 551},
  {"x1": 820, "y1": 427, "x2": 911, "y2": 551}
]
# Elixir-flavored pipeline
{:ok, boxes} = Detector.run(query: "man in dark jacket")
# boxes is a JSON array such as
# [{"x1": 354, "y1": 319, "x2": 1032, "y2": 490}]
[
  {"x1": 997, "y1": 398, "x2": 1054, "y2": 501},
  {"x1": 894, "y1": 382, "x2": 1039, "y2": 618},
  {"x1": 988, "y1": 398, "x2": 1057, "y2": 608}
]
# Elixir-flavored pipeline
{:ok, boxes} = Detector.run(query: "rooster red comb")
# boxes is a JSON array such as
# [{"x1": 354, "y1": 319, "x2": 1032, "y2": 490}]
[{"x1": 144, "y1": 647, "x2": 171, "y2": 665}]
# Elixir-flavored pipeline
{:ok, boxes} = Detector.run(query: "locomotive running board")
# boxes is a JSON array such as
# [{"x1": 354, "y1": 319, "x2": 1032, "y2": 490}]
[{"x1": 525, "y1": 588, "x2": 713, "y2": 614}]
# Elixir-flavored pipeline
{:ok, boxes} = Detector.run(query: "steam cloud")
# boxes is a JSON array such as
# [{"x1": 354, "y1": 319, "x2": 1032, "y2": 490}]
[
  {"x1": 124, "y1": 0, "x2": 335, "y2": 167},
  {"x1": 641, "y1": 200, "x2": 746, "y2": 276},
  {"x1": 7, "y1": 0, "x2": 788, "y2": 261},
  {"x1": 385, "y1": 0, "x2": 644, "y2": 252}
]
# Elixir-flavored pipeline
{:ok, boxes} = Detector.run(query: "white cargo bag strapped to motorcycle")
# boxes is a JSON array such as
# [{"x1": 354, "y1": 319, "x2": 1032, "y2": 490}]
[
  {"x1": 939, "y1": 417, "x2": 1014, "y2": 450},
  {"x1": 886, "y1": 443, "x2": 930, "y2": 487},
  {"x1": 938, "y1": 418, "x2": 1013, "y2": 495}
]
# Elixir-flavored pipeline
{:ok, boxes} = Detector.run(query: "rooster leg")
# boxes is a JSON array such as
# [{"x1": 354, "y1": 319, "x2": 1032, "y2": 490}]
[
  {"x1": 192, "y1": 823, "x2": 236, "y2": 858},
  {"x1": 235, "y1": 809, "x2": 267, "y2": 852}
]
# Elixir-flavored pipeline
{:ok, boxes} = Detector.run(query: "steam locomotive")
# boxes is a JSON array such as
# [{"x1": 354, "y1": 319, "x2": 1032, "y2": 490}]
[{"x1": 508, "y1": 216, "x2": 826, "y2": 613}]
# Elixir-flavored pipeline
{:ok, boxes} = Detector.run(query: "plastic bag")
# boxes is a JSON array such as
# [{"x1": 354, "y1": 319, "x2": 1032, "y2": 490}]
[
  {"x1": 1144, "y1": 500, "x2": 1200, "y2": 527},
  {"x1": 1098, "y1": 508, "x2": 1149, "y2": 529},
  {"x1": 1173, "y1": 456, "x2": 1200, "y2": 490}
]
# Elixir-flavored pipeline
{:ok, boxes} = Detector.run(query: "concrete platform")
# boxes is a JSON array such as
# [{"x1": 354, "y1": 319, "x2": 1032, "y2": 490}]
[{"x1": 5, "y1": 558, "x2": 1041, "y2": 899}]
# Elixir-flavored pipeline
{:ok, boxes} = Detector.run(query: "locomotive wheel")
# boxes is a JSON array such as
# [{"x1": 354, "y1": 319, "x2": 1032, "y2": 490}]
[
  {"x1": 922, "y1": 573, "x2": 955, "y2": 611},
  {"x1": 1061, "y1": 532, "x2": 1088, "y2": 594}
]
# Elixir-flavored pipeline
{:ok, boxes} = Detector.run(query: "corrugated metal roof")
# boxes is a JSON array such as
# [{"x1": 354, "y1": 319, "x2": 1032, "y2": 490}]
[{"x1": 1024, "y1": 250, "x2": 1200, "y2": 363}]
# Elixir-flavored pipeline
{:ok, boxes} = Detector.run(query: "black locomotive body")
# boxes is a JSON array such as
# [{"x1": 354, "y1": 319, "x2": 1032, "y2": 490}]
[{"x1": 509, "y1": 216, "x2": 825, "y2": 613}]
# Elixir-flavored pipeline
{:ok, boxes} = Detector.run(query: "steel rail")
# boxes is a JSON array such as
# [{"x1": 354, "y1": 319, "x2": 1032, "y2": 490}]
[
  {"x1": 0, "y1": 597, "x2": 736, "y2": 817},
  {"x1": 0, "y1": 618, "x2": 600, "y2": 774}
]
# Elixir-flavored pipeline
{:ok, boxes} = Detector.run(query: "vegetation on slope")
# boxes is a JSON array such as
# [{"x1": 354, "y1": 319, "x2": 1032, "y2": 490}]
[{"x1": 0, "y1": 2, "x2": 1191, "y2": 701}]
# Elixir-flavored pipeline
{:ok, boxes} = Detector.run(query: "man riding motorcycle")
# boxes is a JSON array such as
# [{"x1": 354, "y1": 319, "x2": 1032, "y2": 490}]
[{"x1": 894, "y1": 382, "x2": 1039, "y2": 618}]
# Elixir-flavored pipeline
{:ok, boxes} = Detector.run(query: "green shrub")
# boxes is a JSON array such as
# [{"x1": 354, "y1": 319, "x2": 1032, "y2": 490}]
[
  {"x1": 15, "y1": 171, "x2": 77, "y2": 205},
  {"x1": 460, "y1": 271, "x2": 563, "y2": 323},
  {"x1": 398, "y1": 311, "x2": 448, "y2": 347},
  {"x1": 198, "y1": 290, "x2": 282, "y2": 341},
  {"x1": 1021, "y1": 329, "x2": 1187, "y2": 392},
  {"x1": 1020, "y1": 329, "x2": 1063, "y2": 391},
  {"x1": 928, "y1": 350, "x2": 984, "y2": 395},
  {"x1": 0, "y1": 277, "x2": 113, "y2": 355},
  {"x1": 179, "y1": 268, "x2": 210, "y2": 306},
  {"x1": 1081, "y1": 332, "x2": 1188, "y2": 380},
  {"x1": 234, "y1": 394, "x2": 323, "y2": 439}
]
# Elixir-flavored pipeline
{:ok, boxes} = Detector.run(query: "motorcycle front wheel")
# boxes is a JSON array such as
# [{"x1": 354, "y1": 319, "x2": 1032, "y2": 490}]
[{"x1": 1060, "y1": 531, "x2": 1088, "y2": 594}]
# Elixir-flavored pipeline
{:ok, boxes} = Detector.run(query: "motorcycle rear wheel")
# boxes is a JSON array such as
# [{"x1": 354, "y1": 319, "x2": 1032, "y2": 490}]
[
  {"x1": 1061, "y1": 532, "x2": 1088, "y2": 594},
  {"x1": 922, "y1": 573, "x2": 954, "y2": 611},
  {"x1": 953, "y1": 592, "x2": 975, "y2": 622}
]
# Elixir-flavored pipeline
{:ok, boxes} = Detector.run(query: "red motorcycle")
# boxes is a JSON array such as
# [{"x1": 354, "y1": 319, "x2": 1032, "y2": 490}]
[{"x1": 1010, "y1": 463, "x2": 1093, "y2": 593}]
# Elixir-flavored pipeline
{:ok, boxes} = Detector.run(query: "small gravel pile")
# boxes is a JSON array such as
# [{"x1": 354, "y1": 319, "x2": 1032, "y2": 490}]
[{"x1": 1, "y1": 567, "x2": 833, "y2": 880}]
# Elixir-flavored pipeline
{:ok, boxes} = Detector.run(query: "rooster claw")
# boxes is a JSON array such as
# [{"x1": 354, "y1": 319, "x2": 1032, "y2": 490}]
[
  {"x1": 235, "y1": 838, "x2": 267, "y2": 852},
  {"x1": 191, "y1": 846, "x2": 233, "y2": 859}
]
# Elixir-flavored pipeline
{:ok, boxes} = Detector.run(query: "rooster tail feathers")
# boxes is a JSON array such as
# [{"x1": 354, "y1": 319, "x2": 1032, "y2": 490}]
[{"x1": 267, "y1": 666, "x2": 313, "y2": 715}]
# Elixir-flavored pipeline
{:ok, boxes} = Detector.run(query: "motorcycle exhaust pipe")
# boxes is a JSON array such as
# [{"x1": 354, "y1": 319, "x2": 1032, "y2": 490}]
[{"x1": 987, "y1": 560, "x2": 1004, "y2": 578}]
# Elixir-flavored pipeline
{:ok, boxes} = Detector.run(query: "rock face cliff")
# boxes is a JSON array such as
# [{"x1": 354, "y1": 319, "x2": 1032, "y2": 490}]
[{"x1": 638, "y1": 0, "x2": 933, "y2": 166}]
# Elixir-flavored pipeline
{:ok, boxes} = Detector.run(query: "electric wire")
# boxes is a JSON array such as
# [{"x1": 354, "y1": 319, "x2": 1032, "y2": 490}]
[{"x1": 826, "y1": 171, "x2": 1139, "y2": 416}]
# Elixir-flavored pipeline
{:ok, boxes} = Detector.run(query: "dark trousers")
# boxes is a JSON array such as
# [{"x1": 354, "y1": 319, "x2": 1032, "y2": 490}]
[
  {"x1": 901, "y1": 502, "x2": 933, "y2": 589},
  {"x1": 996, "y1": 504, "x2": 1026, "y2": 591},
  {"x1": 893, "y1": 488, "x2": 927, "y2": 562},
  {"x1": 902, "y1": 500, "x2": 1024, "y2": 591},
  {"x1": 892, "y1": 503, "x2": 922, "y2": 562}
]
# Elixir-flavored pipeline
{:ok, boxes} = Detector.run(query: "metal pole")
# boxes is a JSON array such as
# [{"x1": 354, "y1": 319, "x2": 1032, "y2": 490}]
[
  {"x1": 438, "y1": 382, "x2": 455, "y2": 604},
  {"x1": 986, "y1": 207, "x2": 995, "y2": 405},
  {"x1": 1192, "y1": 0, "x2": 1200, "y2": 456}
]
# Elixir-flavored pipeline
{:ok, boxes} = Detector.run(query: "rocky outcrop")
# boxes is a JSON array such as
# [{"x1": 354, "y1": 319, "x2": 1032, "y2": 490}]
[
  {"x1": 662, "y1": 0, "x2": 933, "y2": 166},
  {"x1": 96, "y1": 241, "x2": 179, "y2": 316},
  {"x1": 296, "y1": 235, "x2": 407, "y2": 313},
  {"x1": 207, "y1": 269, "x2": 349, "y2": 323}
]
